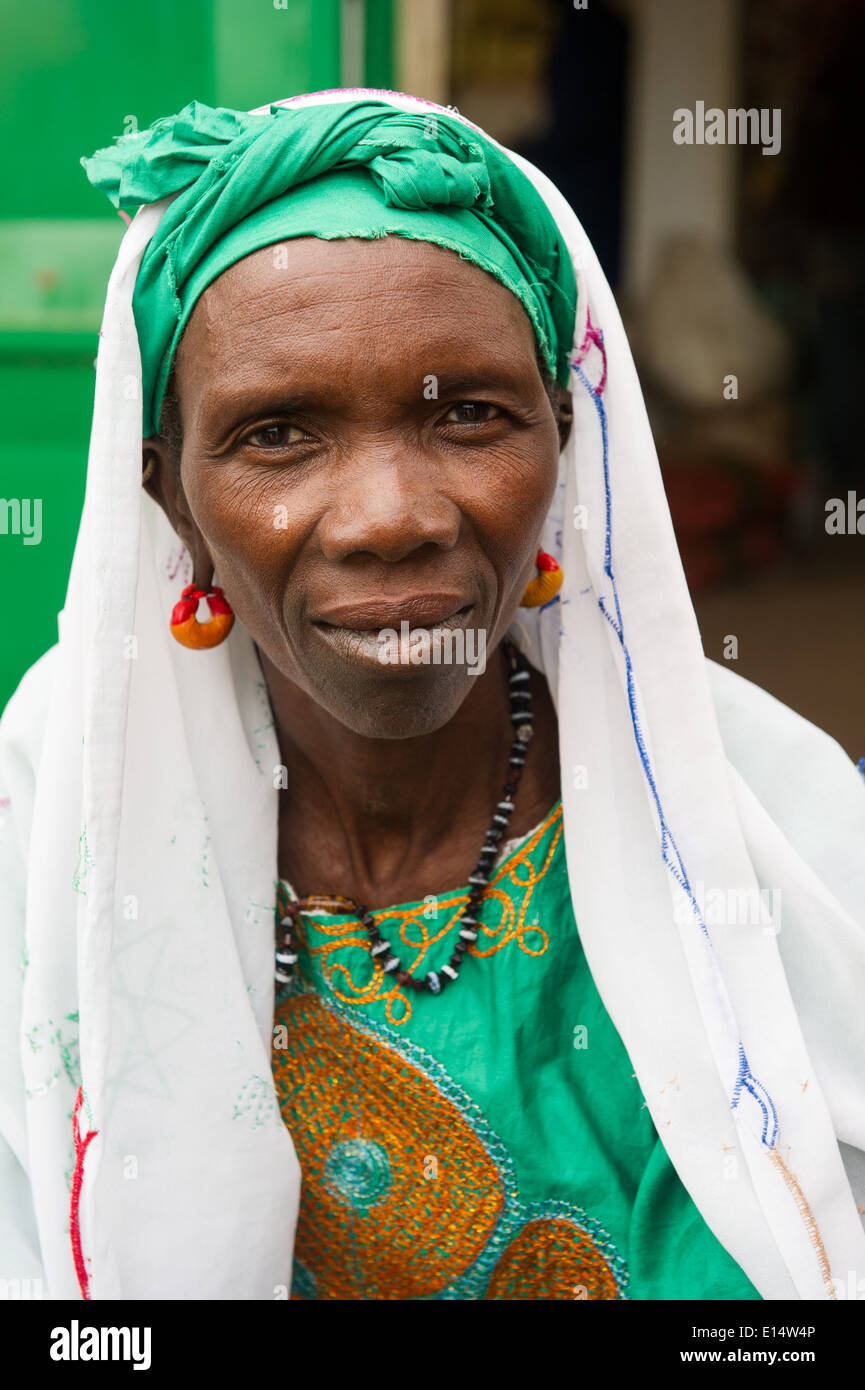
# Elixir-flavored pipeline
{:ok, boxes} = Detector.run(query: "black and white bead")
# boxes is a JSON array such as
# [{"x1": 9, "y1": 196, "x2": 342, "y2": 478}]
[{"x1": 274, "y1": 639, "x2": 535, "y2": 996}]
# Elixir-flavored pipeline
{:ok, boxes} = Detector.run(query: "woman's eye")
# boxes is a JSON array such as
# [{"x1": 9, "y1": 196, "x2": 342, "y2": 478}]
[
  {"x1": 444, "y1": 401, "x2": 501, "y2": 425},
  {"x1": 245, "y1": 422, "x2": 306, "y2": 448}
]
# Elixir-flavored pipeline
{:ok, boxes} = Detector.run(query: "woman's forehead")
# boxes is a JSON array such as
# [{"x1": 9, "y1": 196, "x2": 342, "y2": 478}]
[
  {"x1": 180, "y1": 235, "x2": 540, "y2": 389},
  {"x1": 195, "y1": 234, "x2": 534, "y2": 320}
]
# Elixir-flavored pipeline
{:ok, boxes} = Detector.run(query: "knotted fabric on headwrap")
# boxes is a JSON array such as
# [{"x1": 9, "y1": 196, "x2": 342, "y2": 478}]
[{"x1": 82, "y1": 100, "x2": 577, "y2": 435}]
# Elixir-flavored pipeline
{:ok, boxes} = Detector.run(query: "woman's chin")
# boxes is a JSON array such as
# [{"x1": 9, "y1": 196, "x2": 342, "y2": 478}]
[{"x1": 307, "y1": 655, "x2": 483, "y2": 740}]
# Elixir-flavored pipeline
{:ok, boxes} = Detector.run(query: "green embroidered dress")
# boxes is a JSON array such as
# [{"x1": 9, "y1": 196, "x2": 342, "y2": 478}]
[{"x1": 272, "y1": 798, "x2": 760, "y2": 1301}]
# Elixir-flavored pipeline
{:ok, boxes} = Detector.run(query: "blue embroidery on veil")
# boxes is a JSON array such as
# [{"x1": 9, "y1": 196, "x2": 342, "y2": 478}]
[{"x1": 572, "y1": 325, "x2": 779, "y2": 1148}]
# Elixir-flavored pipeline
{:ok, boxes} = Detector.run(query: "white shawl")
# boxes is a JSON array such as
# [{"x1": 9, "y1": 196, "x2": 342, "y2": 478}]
[{"x1": 1, "y1": 88, "x2": 863, "y2": 1301}]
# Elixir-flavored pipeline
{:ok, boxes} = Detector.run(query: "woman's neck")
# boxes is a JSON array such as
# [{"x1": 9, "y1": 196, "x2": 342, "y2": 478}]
[{"x1": 258, "y1": 642, "x2": 561, "y2": 906}]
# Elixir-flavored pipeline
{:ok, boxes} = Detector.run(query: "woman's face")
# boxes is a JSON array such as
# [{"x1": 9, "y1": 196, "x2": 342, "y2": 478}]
[{"x1": 151, "y1": 235, "x2": 571, "y2": 737}]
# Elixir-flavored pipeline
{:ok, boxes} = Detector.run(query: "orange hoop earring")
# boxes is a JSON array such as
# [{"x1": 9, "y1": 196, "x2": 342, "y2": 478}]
[
  {"x1": 169, "y1": 583, "x2": 234, "y2": 649},
  {"x1": 520, "y1": 550, "x2": 563, "y2": 608}
]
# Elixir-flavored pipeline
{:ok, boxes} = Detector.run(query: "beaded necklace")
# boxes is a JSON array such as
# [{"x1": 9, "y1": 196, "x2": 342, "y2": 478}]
[{"x1": 274, "y1": 638, "x2": 534, "y2": 997}]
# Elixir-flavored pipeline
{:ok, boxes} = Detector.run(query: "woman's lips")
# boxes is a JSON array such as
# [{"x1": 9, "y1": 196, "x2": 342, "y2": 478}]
[
  {"x1": 310, "y1": 595, "x2": 477, "y2": 669},
  {"x1": 312, "y1": 593, "x2": 472, "y2": 629}
]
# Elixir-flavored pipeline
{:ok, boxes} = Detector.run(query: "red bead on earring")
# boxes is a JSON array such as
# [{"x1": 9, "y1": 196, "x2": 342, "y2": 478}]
[
  {"x1": 520, "y1": 550, "x2": 563, "y2": 608},
  {"x1": 169, "y1": 583, "x2": 234, "y2": 649}
]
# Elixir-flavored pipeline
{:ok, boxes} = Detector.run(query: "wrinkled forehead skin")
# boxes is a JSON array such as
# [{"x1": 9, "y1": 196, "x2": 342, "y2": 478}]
[{"x1": 172, "y1": 231, "x2": 553, "y2": 432}]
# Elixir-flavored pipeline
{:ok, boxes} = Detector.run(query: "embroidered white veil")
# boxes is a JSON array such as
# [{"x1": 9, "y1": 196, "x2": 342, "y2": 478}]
[{"x1": 1, "y1": 89, "x2": 863, "y2": 1300}]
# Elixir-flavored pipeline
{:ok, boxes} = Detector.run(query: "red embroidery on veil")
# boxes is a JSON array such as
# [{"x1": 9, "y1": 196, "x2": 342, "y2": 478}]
[
  {"x1": 70, "y1": 1085, "x2": 98, "y2": 1299},
  {"x1": 573, "y1": 306, "x2": 607, "y2": 397}
]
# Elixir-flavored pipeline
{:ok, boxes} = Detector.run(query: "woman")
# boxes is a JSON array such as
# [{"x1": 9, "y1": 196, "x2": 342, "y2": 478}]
[{"x1": 0, "y1": 89, "x2": 863, "y2": 1302}]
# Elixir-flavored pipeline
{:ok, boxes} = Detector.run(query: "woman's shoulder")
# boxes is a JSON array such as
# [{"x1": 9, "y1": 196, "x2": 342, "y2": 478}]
[
  {"x1": 0, "y1": 643, "x2": 60, "y2": 816},
  {"x1": 705, "y1": 656, "x2": 865, "y2": 914},
  {"x1": 0, "y1": 642, "x2": 58, "y2": 733},
  {"x1": 706, "y1": 657, "x2": 863, "y2": 799}
]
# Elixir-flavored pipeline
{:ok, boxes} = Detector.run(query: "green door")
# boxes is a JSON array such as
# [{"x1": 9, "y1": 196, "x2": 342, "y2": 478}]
[{"x1": 0, "y1": 0, "x2": 393, "y2": 710}]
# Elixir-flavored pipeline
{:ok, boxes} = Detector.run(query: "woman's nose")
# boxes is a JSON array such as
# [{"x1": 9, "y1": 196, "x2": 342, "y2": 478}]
[{"x1": 317, "y1": 447, "x2": 463, "y2": 563}]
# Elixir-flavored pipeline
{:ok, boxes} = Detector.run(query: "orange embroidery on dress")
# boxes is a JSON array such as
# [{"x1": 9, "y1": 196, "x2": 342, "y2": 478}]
[
  {"x1": 272, "y1": 991, "x2": 626, "y2": 1301},
  {"x1": 273, "y1": 993, "x2": 504, "y2": 1299},
  {"x1": 279, "y1": 802, "x2": 563, "y2": 1026},
  {"x1": 485, "y1": 1219, "x2": 619, "y2": 1300},
  {"x1": 766, "y1": 1146, "x2": 837, "y2": 1300}
]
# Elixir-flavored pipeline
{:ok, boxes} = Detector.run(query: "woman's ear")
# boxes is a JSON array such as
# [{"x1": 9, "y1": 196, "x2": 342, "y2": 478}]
[
  {"x1": 141, "y1": 436, "x2": 191, "y2": 531},
  {"x1": 141, "y1": 436, "x2": 208, "y2": 572},
  {"x1": 141, "y1": 437, "x2": 169, "y2": 508},
  {"x1": 555, "y1": 386, "x2": 574, "y2": 452}
]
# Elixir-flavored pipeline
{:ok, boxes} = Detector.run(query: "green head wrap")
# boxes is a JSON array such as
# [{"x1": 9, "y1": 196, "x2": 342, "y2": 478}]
[{"x1": 82, "y1": 99, "x2": 577, "y2": 436}]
